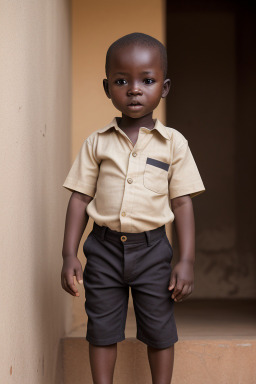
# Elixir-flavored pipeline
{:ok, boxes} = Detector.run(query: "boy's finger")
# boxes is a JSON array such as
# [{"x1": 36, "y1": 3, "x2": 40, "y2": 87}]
[
  {"x1": 63, "y1": 278, "x2": 78, "y2": 296},
  {"x1": 172, "y1": 280, "x2": 185, "y2": 300},
  {"x1": 179, "y1": 286, "x2": 193, "y2": 301},
  {"x1": 75, "y1": 269, "x2": 83, "y2": 285},
  {"x1": 174, "y1": 284, "x2": 189, "y2": 302},
  {"x1": 168, "y1": 273, "x2": 176, "y2": 290},
  {"x1": 66, "y1": 276, "x2": 79, "y2": 296}
]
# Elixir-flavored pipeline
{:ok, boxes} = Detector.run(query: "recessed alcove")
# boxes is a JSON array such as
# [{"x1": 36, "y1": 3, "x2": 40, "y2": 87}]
[{"x1": 166, "y1": 0, "x2": 256, "y2": 301}]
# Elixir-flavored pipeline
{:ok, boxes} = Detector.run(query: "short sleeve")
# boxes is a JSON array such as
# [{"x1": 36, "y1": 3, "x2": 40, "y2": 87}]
[
  {"x1": 62, "y1": 139, "x2": 99, "y2": 197},
  {"x1": 169, "y1": 140, "x2": 205, "y2": 199}
]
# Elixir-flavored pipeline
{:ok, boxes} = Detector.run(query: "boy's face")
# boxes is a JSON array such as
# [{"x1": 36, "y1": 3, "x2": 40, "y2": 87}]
[{"x1": 103, "y1": 45, "x2": 170, "y2": 119}]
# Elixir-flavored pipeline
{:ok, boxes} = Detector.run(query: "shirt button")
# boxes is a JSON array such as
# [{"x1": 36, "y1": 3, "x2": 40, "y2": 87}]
[
  {"x1": 132, "y1": 152, "x2": 137, "y2": 157},
  {"x1": 121, "y1": 211, "x2": 126, "y2": 217},
  {"x1": 127, "y1": 178, "x2": 133, "y2": 184}
]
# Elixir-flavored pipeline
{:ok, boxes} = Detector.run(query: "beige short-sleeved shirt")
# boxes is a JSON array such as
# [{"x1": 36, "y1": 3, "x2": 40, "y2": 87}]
[{"x1": 63, "y1": 118, "x2": 205, "y2": 233}]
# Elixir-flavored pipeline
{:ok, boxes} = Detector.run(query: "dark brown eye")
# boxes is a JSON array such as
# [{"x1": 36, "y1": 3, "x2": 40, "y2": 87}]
[
  {"x1": 144, "y1": 78, "x2": 155, "y2": 85},
  {"x1": 115, "y1": 79, "x2": 127, "y2": 85}
]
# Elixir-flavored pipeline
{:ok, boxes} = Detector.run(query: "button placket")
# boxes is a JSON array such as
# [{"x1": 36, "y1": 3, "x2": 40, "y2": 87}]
[{"x1": 120, "y1": 145, "x2": 140, "y2": 232}]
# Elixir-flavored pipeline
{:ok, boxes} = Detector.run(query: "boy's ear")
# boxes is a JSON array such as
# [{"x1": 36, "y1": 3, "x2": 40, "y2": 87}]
[
  {"x1": 103, "y1": 79, "x2": 111, "y2": 99},
  {"x1": 161, "y1": 78, "x2": 171, "y2": 98}
]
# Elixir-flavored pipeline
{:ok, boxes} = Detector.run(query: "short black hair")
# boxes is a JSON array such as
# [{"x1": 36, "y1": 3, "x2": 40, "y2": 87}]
[{"x1": 105, "y1": 32, "x2": 168, "y2": 79}]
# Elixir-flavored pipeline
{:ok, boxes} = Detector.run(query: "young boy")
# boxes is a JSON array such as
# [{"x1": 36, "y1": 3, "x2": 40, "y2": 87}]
[{"x1": 61, "y1": 33, "x2": 205, "y2": 384}]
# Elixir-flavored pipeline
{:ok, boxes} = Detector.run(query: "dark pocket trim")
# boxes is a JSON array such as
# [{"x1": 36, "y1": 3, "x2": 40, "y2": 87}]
[{"x1": 146, "y1": 157, "x2": 169, "y2": 171}]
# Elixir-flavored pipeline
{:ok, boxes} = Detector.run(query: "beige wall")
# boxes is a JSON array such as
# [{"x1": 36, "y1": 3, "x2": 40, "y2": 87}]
[
  {"x1": 71, "y1": 0, "x2": 166, "y2": 329},
  {"x1": 72, "y1": 0, "x2": 166, "y2": 159},
  {"x1": 0, "y1": 1, "x2": 72, "y2": 383}
]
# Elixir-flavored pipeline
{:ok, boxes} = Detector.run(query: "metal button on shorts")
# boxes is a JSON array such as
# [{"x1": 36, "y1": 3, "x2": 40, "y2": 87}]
[{"x1": 82, "y1": 222, "x2": 178, "y2": 349}]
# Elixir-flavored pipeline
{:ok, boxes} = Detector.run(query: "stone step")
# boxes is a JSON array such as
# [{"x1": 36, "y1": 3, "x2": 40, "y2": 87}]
[{"x1": 61, "y1": 300, "x2": 256, "y2": 384}]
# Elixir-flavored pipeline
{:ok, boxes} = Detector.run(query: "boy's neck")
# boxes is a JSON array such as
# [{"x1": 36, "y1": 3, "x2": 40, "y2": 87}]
[{"x1": 117, "y1": 113, "x2": 155, "y2": 131}]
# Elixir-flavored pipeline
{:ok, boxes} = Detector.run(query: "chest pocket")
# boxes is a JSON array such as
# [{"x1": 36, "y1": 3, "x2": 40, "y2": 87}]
[{"x1": 143, "y1": 157, "x2": 169, "y2": 194}]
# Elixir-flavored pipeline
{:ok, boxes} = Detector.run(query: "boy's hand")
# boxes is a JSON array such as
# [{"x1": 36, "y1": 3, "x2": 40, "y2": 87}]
[
  {"x1": 61, "y1": 256, "x2": 83, "y2": 297},
  {"x1": 168, "y1": 260, "x2": 194, "y2": 302}
]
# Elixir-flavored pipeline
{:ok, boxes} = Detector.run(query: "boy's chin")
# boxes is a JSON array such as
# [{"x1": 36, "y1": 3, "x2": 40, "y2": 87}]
[
  {"x1": 121, "y1": 113, "x2": 151, "y2": 120},
  {"x1": 120, "y1": 110, "x2": 153, "y2": 120}
]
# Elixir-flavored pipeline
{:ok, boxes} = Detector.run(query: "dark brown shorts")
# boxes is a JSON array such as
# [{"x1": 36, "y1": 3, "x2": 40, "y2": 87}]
[{"x1": 82, "y1": 222, "x2": 178, "y2": 349}]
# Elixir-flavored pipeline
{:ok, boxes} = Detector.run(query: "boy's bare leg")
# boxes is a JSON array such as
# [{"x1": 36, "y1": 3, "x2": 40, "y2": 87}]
[
  {"x1": 89, "y1": 343, "x2": 117, "y2": 384},
  {"x1": 147, "y1": 345, "x2": 174, "y2": 384}
]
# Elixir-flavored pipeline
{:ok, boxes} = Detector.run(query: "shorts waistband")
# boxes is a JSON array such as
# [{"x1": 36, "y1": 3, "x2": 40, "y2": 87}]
[{"x1": 92, "y1": 222, "x2": 166, "y2": 246}]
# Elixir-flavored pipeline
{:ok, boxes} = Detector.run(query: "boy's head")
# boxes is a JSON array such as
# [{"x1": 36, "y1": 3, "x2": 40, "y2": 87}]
[
  {"x1": 103, "y1": 33, "x2": 170, "y2": 119},
  {"x1": 105, "y1": 33, "x2": 168, "y2": 79}
]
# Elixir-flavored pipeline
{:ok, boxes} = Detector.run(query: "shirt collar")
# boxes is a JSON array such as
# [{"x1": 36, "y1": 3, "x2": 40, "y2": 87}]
[{"x1": 98, "y1": 117, "x2": 170, "y2": 140}]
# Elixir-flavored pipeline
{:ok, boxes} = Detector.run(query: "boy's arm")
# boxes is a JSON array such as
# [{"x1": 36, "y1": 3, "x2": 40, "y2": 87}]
[
  {"x1": 61, "y1": 191, "x2": 93, "y2": 297},
  {"x1": 168, "y1": 195, "x2": 195, "y2": 302}
]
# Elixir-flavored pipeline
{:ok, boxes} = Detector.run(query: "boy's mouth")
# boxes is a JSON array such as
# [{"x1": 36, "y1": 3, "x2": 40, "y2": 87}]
[
  {"x1": 128, "y1": 100, "x2": 142, "y2": 106},
  {"x1": 127, "y1": 103, "x2": 143, "y2": 111}
]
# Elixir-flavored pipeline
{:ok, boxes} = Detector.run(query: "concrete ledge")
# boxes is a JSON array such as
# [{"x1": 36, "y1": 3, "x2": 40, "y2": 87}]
[
  {"x1": 62, "y1": 300, "x2": 256, "y2": 383},
  {"x1": 62, "y1": 337, "x2": 256, "y2": 384}
]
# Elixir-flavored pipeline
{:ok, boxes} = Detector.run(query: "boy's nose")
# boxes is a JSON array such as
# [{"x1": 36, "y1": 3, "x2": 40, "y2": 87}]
[{"x1": 127, "y1": 86, "x2": 142, "y2": 96}]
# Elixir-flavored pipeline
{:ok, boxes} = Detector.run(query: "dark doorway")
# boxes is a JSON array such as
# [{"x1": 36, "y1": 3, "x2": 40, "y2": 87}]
[{"x1": 166, "y1": 1, "x2": 256, "y2": 299}]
